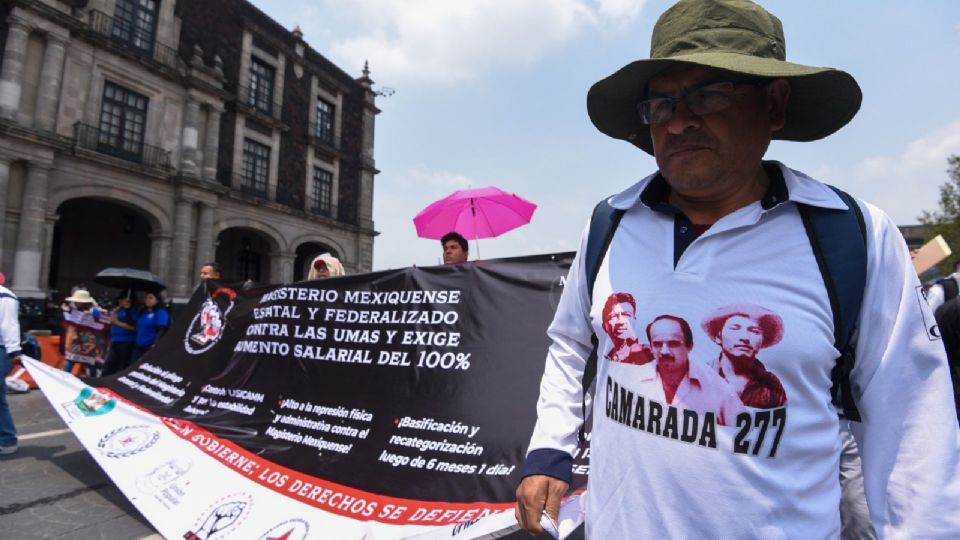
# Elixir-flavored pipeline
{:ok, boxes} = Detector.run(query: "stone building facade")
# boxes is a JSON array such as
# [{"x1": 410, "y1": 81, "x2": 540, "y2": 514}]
[{"x1": 0, "y1": 0, "x2": 378, "y2": 311}]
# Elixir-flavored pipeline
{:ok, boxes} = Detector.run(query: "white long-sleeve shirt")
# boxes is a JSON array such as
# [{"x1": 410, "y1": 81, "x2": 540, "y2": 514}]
[
  {"x1": 0, "y1": 284, "x2": 21, "y2": 356},
  {"x1": 525, "y1": 162, "x2": 960, "y2": 538}
]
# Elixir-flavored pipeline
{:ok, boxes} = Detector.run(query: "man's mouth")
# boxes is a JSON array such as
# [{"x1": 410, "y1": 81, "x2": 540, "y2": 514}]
[{"x1": 666, "y1": 143, "x2": 709, "y2": 158}]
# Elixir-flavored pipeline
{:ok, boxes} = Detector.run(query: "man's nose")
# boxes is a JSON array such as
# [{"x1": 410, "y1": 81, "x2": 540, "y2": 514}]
[{"x1": 665, "y1": 100, "x2": 701, "y2": 135}]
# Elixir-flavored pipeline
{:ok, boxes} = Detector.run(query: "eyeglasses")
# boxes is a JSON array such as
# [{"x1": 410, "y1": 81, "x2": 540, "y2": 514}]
[{"x1": 637, "y1": 79, "x2": 765, "y2": 125}]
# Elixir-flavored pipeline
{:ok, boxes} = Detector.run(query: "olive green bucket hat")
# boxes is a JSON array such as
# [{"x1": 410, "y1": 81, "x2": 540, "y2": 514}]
[{"x1": 587, "y1": 0, "x2": 862, "y2": 155}]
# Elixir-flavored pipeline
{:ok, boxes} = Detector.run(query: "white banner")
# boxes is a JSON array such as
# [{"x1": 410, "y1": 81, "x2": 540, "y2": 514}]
[{"x1": 24, "y1": 357, "x2": 585, "y2": 538}]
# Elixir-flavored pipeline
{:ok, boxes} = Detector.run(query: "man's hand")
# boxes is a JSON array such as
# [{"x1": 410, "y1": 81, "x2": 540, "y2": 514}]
[{"x1": 515, "y1": 474, "x2": 568, "y2": 536}]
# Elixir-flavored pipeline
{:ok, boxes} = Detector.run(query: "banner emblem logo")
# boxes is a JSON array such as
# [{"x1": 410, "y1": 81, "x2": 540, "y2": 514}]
[
  {"x1": 184, "y1": 494, "x2": 252, "y2": 539},
  {"x1": 257, "y1": 518, "x2": 310, "y2": 540},
  {"x1": 73, "y1": 387, "x2": 117, "y2": 416},
  {"x1": 137, "y1": 457, "x2": 192, "y2": 494},
  {"x1": 185, "y1": 287, "x2": 237, "y2": 354},
  {"x1": 97, "y1": 425, "x2": 160, "y2": 458}
]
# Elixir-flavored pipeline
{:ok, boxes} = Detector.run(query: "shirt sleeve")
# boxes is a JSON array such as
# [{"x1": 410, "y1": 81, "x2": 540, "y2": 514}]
[
  {"x1": 523, "y1": 223, "x2": 595, "y2": 483},
  {"x1": 0, "y1": 292, "x2": 22, "y2": 355},
  {"x1": 850, "y1": 202, "x2": 960, "y2": 536},
  {"x1": 157, "y1": 309, "x2": 171, "y2": 328}
]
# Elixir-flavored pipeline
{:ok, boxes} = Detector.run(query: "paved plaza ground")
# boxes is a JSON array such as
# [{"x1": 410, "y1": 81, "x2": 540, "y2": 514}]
[{"x1": 0, "y1": 388, "x2": 160, "y2": 539}]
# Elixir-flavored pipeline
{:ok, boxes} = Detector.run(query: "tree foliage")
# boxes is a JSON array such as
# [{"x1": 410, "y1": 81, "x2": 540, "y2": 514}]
[{"x1": 919, "y1": 155, "x2": 960, "y2": 276}]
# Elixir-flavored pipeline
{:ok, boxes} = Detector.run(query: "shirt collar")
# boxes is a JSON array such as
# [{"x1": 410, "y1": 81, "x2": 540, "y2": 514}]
[{"x1": 608, "y1": 161, "x2": 850, "y2": 212}]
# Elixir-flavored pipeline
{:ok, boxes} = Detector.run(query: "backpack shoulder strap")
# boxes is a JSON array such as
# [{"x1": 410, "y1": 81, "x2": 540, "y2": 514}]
[
  {"x1": 585, "y1": 198, "x2": 626, "y2": 298},
  {"x1": 579, "y1": 197, "x2": 625, "y2": 443},
  {"x1": 797, "y1": 185, "x2": 867, "y2": 421},
  {"x1": 940, "y1": 276, "x2": 959, "y2": 302}
]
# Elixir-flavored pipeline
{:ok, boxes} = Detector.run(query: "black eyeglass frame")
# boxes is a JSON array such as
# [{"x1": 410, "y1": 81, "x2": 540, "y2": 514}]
[{"x1": 636, "y1": 78, "x2": 768, "y2": 125}]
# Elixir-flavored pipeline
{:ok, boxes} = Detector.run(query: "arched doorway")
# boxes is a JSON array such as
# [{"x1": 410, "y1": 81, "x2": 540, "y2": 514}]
[
  {"x1": 216, "y1": 228, "x2": 273, "y2": 284},
  {"x1": 50, "y1": 198, "x2": 153, "y2": 303},
  {"x1": 294, "y1": 242, "x2": 339, "y2": 281}
]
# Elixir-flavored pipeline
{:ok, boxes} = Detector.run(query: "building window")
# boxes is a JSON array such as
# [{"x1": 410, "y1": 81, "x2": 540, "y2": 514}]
[
  {"x1": 315, "y1": 99, "x2": 335, "y2": 144},
  {"x1": 112, "y1": 0, "x2": 159, "y2": 54},
  {"x1": 311, "y1": 167, "x2": 333, "y2": 216},
  {"x1": 241, "y1": 139, "x2": 270, "y2": 197},
  {"x1": 98, "y1": 82, "x2": 148, "y2": 162},
  {"x1": 248, "y1": 58, "x2": 275, "y2": 115}
]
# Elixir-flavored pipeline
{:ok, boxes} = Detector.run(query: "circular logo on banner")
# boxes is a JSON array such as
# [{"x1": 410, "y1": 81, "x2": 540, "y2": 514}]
[
  {"x1": 97, "y1": 425, "x2": 160, "y2": 458},
  {"x1": 184, "y1": 493, "x2": 253, "y2": 539},
  {"x1": 185, "y1": 287, "x2": 237, "y2": 355},
  {"x1": 257, "y1": 518, "x2": 310, "y2": 540}
]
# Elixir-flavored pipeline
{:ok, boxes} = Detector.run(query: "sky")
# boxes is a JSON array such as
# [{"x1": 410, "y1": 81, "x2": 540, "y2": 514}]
[{"x1": 249, "y1": 0, "x2": 960, "y2": 270}]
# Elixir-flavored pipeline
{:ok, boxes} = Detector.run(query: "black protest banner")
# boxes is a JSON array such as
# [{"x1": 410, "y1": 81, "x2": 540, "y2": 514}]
[{"x1": 94, "y1": 252, "x2": 584, "y2": 526}]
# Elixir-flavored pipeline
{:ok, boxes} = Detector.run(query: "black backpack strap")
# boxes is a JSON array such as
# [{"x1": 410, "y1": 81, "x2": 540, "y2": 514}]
[
  {"x1": 579, "y1": 198, "x2": 625, "y2": 443},
  {"x1": 940, "y1": 276, "x2": 959, "y2": 303},
  {"x1": 797, "y1": 186, "x2": 867, "y2": 421}
]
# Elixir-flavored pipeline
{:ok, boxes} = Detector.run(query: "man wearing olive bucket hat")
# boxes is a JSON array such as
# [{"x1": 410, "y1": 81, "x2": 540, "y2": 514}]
[{"x1": 516, "y1": 0, "x2": 960, "y2": 537}]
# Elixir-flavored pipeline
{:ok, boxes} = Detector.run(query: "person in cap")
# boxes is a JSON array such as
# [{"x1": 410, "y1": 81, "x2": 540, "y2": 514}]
[
  {"x1": 61, "y1": 288, "x2": 107, "y2": 377},
  {"x1": 306, "y1": 254, "x2": 346, "y2": 280},
  {"x1": 441, "y1": 232, "x2": 469, "y2": 265},
  {"x1": 701, "y1": 304, "x2": 786, "y2": 408},
  {"x1": 516, "y1": 0, "x2": 960, "y2": 537}
]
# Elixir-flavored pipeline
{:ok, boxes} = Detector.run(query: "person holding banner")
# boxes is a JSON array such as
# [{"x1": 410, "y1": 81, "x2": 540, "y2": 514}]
[
  {"x1": 307, "y1": 254, "x2": 346, "y2": 279},
  {"x1": 441, "y1": 232, "x2": 469, "y2": 265},
  {"x1": 102, "y1": 293, "x2": 139, "y2": 376},
  {"x1": 516, "y1": 0, "x2": 960, "y2": 537},
  {"x1": 62, "y1": 288, "x2": 110, "y2": 377},
  {"x1": 130, "y1": 292, "x2": 170, "y2": 365},
  {"x1": 0, "y1": 271, "x2": 21, "y2": 454}
]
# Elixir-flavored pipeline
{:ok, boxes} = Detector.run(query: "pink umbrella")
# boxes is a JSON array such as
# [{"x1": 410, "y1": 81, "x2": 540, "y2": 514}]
[{"x1": 413, "y1": 186, "x2": 537, "y2": 255}]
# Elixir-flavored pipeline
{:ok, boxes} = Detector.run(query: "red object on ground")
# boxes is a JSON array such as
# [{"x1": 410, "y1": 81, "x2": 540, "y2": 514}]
[{"x1": 10, "y1": 335, "x2": 69, "y2": 389}]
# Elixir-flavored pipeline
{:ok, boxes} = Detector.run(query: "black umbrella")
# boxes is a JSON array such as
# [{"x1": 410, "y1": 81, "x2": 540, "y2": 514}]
[{"x1": 93, "y1": 267, "x2": 166, "y2": 293}]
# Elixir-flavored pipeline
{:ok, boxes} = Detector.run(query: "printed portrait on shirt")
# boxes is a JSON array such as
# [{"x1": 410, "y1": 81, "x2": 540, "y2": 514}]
[
  {"x1": 601, "y1": 292, "x2": 653, "y2": 365},
  {"x1": 640, "y1": 314, "x2": 745, "y2": 425},
  {"x1": 701, "y1": 304, "x2": 787, "y2": 409}
]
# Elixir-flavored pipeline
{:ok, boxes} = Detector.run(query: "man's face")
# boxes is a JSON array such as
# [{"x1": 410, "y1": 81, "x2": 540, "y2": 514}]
[
  {"x1": 717, "y1": 315, "x2": 763, "y2": 360},
  {"x1": 199, "y1": 265, "x2": 220, "y2": 281},
  {"x1": 649, "y1": 318, "x2": 690, "y2": 371},
  {"x1": 606, "y1": 302, "x2": 638, "y2": 342},
  {"x1": 443, "y1": 240, "x2": 468, "y2": 264},
  {"x1": 647, "y1": 64, "x2": 788, "y2": 198}
]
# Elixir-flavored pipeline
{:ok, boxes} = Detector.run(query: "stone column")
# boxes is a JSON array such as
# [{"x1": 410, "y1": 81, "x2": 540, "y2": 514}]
[
  {"x1": 179, "y1": 98, "x2": 200, "y2": 177},
  {"x1": 270, "y1": 251, "x2": 296, "y2": 285},
  {"x1": 170, "y1": 199, "x2": 196, "y2": 298},
  {"x1": 150, "y1": 233, "x2": 172, "y2": 292},
  {"x1": 0, "y1": 16, "x2": 31, "y2": 120},
  {"x1": 195, "y1": 204, "x2": 215, "y2": 271},
  {"x1": 0, "y1": 158, "x2": 9, "y2": 268},
  {"x1": 33, "y1": 33, "x2": 66, "y2": 132},
  {"x1": 202, "y1": 107, "x2": 221, "y2": 181},
  {"x1": 12, "y1": 163, "x2": 51, "y2": 296},
  {"x1": 39, "y1": 216, "x2": 56, "y2": 294}
]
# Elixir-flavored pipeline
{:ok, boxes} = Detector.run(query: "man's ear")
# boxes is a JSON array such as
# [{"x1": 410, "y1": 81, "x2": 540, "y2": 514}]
[{"x1": 766, "y1": 78, "x2": 791, "y2": 132}]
